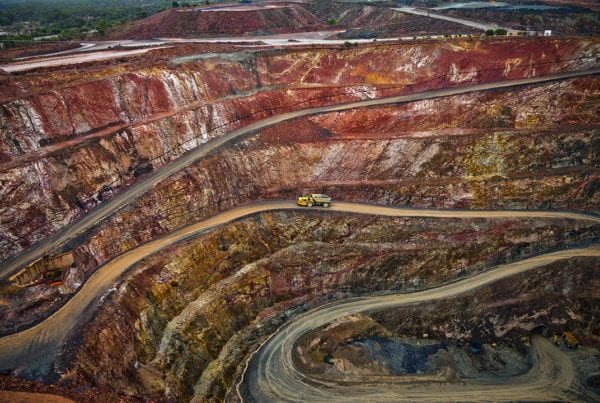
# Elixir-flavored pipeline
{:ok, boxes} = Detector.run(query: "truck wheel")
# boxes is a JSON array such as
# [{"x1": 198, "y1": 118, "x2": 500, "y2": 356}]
[
  {"x1": 307, "y1": 201, "x2": 313, "y2": 207},
  {"x1": 323, "y1": 202, "x2": 329, "y2": 207}
]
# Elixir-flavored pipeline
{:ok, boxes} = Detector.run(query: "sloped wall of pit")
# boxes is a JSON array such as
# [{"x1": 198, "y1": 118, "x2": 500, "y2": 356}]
[
  {"x1": 66, "y1": 211, "x2": 599, "y2": 401},
  {"x1": 1, "y1": 38, "x2": 598, "y2": 263}
]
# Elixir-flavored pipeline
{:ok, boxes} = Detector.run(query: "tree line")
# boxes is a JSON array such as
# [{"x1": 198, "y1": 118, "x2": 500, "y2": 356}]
[{"x1": 0, "y1": 0, "x2": 224, "y2": 48}]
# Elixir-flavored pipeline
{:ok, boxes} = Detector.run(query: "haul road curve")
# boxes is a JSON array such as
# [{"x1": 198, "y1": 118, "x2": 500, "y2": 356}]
[
  {"x1": 0, "y1": 69, "x2": 598, "y2": 397},
  {"x1": 0, "y1": 201, "x2": 598, "y2": 382},
  {"x1": 239, "y1": 244, "x2": 593, "y2": 402},
  {"x1": 1, "y1": 68, "x2": 599, "y2": 281}
]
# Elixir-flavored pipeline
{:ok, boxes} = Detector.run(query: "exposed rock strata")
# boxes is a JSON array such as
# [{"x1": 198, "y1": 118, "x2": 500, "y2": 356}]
[
  {"x1": 0, "y1": 38, "x2": 599, "y2": 401},
  {"x1": 292, "y1": 258, "x2": 598, "y2": 382},
  {"x1": 1, "y1": 39, "x2": 598, "y2": 264},
  {"x1": 65, "y1": 212, "x2": 599, "y2": 401},
  {"x1": 1, "y1": 76, "x2": 599, "y2": 334},
  {"x1": 370, "y1": 257, "x2": 600, "y2": 344},
  {"x1": 69, "y1": 77, "x2": 599, "y2": 275}
]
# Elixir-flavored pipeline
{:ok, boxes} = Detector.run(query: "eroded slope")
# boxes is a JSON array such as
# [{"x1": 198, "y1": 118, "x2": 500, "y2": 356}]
[
  {"x1": 1, "y1": 38, "x2": 598, "y2": 264},
  {"x1": 67, "y1": 212, "x2": 599, "y2": 401},
  {"x1": 0, "y1": 38, "x2": 599, "y2": 401}
]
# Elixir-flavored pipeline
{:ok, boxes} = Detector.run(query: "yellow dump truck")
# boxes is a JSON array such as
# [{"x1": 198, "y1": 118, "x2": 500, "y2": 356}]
[{"x1": 297, "y1": 194, "x2": 331, "y2": 207}]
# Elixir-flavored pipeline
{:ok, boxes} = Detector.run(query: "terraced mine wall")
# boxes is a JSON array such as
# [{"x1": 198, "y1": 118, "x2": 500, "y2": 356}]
[
  {"x1": 0, "y1": 38, "x2": 599, "y2": 400},
  {"x1": 1, "y1": 38, "x2": 598, "y2": 264},
  {"x1": 67, "y1": 213, "x2": 599, "y2": 401},
  {"x1": 45, "y1": 76, "x2": 600, "y2": 280}
]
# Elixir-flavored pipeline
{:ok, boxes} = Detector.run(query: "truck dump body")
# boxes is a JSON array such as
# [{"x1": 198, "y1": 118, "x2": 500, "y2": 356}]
[
  {"x1": 311, "y1": 194, "x2": 330, "y2": 202},
  {"x1": 297, "y1": 194, "x2": 331, "y2": 207}
]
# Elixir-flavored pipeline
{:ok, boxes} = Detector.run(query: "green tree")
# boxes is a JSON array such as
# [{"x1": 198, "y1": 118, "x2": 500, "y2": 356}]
[
  {"x1": 95, "y1": 19, "x2": 107, "y2": 35},
  {"x1": 2, "y1": 34, "x2": 34, "y2": 49}
]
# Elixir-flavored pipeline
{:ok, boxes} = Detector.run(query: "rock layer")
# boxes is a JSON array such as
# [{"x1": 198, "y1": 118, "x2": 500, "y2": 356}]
[
  {"x1": 112, "y1": 4, "x2": 329, "y2": 39},
  {"x1": 1, "y1": 39, "x2": 598, "y2": 264},
  {"x1": 68, "y1": 212, "x2": 599, "y2": 401},
  {"x1": 0, "y1": 38, "x2": 599, "y2": 401}
]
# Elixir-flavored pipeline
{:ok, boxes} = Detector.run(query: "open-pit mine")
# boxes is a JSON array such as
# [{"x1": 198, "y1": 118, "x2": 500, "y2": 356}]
[{"x1": 0, "y1": 1, "x2": 599, "y2": 402}]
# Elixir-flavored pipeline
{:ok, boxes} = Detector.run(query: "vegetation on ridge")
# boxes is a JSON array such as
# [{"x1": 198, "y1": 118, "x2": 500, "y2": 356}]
[{"x1": 0, "y1": 0, "x2": 225, "y2": 47}]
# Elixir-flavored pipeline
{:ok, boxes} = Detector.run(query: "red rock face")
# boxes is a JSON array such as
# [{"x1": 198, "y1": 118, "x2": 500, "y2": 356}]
[
  {"x1": 114, "y1": 4, "x2": 328, "y2": 39},
  {"x1": 0, "y1": 39, "x2": 598, "y2": 265},
  {"x1": 258, "y1": 38, "x2": 596, "y2": 87},
  {"x1": 28, "y1": 93, "x2": 73, "y2": 138},
  {"x1": 0, "y1": 38, "x2": 599, "y2": 402}
]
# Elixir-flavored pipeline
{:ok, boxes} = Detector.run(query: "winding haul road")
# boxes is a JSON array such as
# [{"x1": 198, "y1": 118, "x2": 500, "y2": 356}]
[
  {"x1": 1, "y1": 68, "x2": 599, "y2": 281},
  {"x1": 239, "y1": 244, "x2": 594, "y2": 402},
  {"x1": 395, "y1": 6, "x2": 519, "y2": 34},
  {"x1": 0, "y1": 200, "x2": 598, "y2": 379},
  {"x1": 0, "y1": 68, "x2": 599, "y2": 399}
]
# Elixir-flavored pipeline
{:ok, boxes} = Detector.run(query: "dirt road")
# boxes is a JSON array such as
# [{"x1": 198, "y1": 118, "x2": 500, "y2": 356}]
[
  {"x1": 0, "y1": 46, "x2": 168, "y2": 73},
  {"x1": 0, "y1": 201, "x2": 598, "y2": 376},
  {"x1": 395, "y1": 5, "x2": 518, "y2": 34},
  {"x1": 238, "y1": 242, "x2": 594, "y2": 402},
  {"x1": 0, "y1": 390, "x2": 75, "y2": 403},
  {"x1": 1, "y1": 68, "x2": 599, "y2": 281}
]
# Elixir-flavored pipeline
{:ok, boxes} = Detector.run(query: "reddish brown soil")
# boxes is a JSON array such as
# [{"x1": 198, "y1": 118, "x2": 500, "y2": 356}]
[
  {"x1": 0, "y1": 391, "x2": 73, "y2": 403},
  {"x1": 112, "y1": 4, "x2": 330, "y2": 39},
  {"x1": 0, "y1": 42, "x2": 243, "y2": 102}
]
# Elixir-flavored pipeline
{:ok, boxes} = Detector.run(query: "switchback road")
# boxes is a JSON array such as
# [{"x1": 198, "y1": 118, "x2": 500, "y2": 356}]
[
  {"x1": 239, "y1": 242, "x2": 596, "y2": 402},
  {"x1": 0, "y1": 200, "x2": 598, "y2": 376},
  {"x1": 0, "y1": 45, "x2": 169, "y2": 73},
  {"x1": 395, "y1": 6, "x2": 518, "y2": 34},
  {"x1": 2, "y1": 68, "x2": 599, "y2": 280}
]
